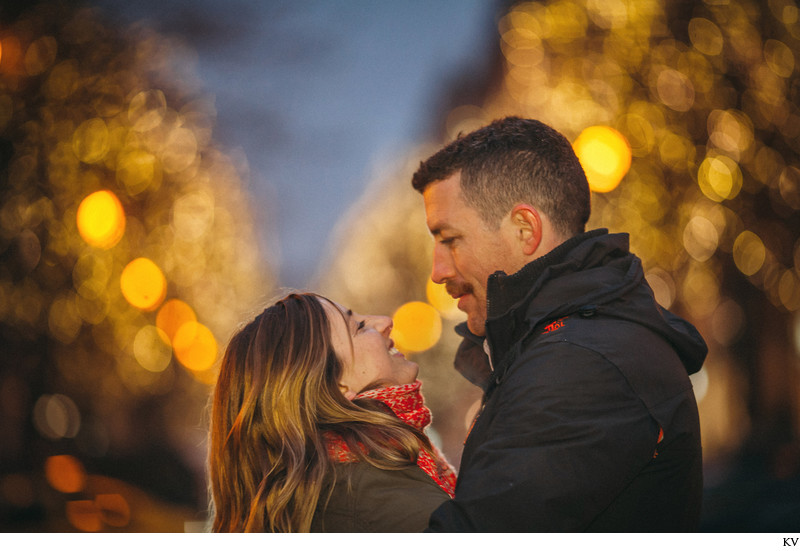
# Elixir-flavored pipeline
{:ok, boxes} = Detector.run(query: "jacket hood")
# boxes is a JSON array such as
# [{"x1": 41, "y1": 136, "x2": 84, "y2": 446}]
[{"x1": 481, "y1": 229, "x2": 707, "y2": 376}]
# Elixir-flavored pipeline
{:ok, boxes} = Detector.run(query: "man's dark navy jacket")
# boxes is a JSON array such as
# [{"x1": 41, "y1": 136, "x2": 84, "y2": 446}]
[{"x1": 428, "y1": 230, "x2": 706, "y2": 532}]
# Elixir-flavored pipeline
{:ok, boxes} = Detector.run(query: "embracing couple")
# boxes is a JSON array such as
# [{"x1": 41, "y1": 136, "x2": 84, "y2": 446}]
[{"x1": 207, "y1": 117, "x2": 707, "y2": 533}]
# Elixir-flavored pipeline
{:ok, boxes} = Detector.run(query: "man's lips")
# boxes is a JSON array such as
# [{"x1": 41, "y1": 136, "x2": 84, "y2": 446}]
[{"x1": 445, "y1": 281, "x2": 472, "y2": 301}]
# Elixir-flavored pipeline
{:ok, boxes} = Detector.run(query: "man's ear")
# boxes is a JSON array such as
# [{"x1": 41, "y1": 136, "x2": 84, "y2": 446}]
[
  {"x1": 510, "y1": 204, "x2": 542, "y2": 256},
  {"x1": 338, "y1": 382, "x2": 357, "y2": 401}
]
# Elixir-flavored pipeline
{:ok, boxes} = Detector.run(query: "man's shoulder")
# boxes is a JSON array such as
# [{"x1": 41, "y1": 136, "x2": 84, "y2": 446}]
[
  {"x1": 513, "y1": 311, "x2": 694, "y2": 405},
  {"x1": 525, "y1": 308, "x2": 678, "y2": 355}
]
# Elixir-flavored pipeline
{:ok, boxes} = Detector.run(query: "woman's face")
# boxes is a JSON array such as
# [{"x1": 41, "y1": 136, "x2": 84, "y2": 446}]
[{"x1": 322, "y1": 300, "x2": 419, "y2": 399}]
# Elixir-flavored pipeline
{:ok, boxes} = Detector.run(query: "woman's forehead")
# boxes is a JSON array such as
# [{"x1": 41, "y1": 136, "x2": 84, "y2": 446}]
[{"x1": 320, "y1": 298, "x2": 353, "y2": 329}]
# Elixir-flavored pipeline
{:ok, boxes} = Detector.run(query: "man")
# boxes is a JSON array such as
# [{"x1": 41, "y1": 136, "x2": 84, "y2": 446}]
[{"x1": 412, "y1": 117, "x2": 706, "y2": 532}]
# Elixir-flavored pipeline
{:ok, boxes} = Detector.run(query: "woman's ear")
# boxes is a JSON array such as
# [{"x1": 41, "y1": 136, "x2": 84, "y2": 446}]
[
  {"x1": 338, "y1": 382, "x2": 357, "y2": 401},
  {"x1": 510, "y1": 204, "x2": 542, "y2": 256}
]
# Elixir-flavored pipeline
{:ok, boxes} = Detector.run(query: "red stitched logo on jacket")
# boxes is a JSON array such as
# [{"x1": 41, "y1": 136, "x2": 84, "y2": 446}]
[{"x1": 542, "y1": 317, "x2": 568, "y2": 334}]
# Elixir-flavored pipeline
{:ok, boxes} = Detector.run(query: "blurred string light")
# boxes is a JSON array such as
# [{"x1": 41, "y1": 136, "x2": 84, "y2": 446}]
[{"x1": 0, "y1": 3, "x2": 273, "y2": 530}]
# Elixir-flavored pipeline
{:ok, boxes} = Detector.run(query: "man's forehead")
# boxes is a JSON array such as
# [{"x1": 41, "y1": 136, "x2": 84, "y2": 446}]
[{"x1": 423, "y1": 177, "x2": 473, "y2": 231}]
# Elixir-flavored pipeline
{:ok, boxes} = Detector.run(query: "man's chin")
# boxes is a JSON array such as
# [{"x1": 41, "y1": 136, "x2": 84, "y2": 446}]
[{"x1": 466, "y1": 316, "x2": 486, "y2": 337}]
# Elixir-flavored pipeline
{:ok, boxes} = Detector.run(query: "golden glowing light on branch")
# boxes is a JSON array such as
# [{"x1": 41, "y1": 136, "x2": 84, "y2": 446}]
[
  {"x1": 76, "y1": 190, "x2": 126, "y2": 249},
  {"x1": 120, "y1": 257, "x2": 167, "y2": 311},
  {"x1": 391, "y1": 301, "x2": 442, "y2": 353},
  {"x1": 573, "y1": 126, "x2": 631, "y2": 193}
]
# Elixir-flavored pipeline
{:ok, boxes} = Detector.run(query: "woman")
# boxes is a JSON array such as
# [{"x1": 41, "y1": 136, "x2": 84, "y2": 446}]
[{"x1": 208, "y1": 292, "x2": 455, "y2": 532}]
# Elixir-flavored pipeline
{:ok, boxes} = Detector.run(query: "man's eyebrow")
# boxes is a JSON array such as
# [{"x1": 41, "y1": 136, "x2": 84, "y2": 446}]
[{"x1": 428, "y1": 221, "x2": 450, "y2": 237}]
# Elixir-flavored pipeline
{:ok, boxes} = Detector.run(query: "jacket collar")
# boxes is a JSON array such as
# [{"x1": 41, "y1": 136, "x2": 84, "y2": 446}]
[{"x1": 485, "y1": 228, "x2": 610, "y2": 322}]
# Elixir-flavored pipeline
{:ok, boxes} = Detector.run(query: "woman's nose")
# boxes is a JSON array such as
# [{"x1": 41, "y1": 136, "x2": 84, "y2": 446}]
[{"x1": 370, "y1": 315, "x2": 393, "y2": 336}]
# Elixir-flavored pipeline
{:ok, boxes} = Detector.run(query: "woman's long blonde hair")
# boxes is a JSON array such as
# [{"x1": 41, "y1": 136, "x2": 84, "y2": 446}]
[{"x1": 208, "y1": 293, "x2": 430, "y2": 532}]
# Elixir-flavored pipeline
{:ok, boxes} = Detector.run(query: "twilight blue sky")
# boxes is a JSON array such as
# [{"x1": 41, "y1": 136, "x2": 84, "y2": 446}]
[{"x1": 91, "y1": 0, "x2": 498, "y2": 287}]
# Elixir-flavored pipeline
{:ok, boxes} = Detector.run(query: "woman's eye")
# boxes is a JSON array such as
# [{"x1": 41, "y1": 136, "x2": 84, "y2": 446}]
[{"x1": 355, "y1": 320, "x2": 366, "y2": 333}]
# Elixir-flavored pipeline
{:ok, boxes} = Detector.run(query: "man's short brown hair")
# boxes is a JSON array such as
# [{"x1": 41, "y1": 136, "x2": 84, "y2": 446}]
[{"x1": 412, "y1": 117, "x2": 591, "y2": 237}]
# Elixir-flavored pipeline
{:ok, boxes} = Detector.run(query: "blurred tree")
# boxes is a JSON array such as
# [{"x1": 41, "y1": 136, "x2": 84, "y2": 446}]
[{"x1": 0, "y1": 1, "x2": 273, "y2": 531}]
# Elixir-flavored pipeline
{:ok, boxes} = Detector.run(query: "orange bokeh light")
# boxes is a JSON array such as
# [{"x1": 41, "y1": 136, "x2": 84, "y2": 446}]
[
  {"x1": 95, "y1": 493, "x2": 131, "y2": 528},
  {"x1": 173, "y1": 321, "x2": 218, "y2": 372},
  {"x1": 66, "y1": 500, "x2": 103, "y2": 532},
  {"x1": 391, "y1": 301, "x2": 442, "y2": 353},
  {"x1": 426, "y1": 279, "x2": 464, "y2": 320},
  {"x1": 156, "y1": 299, "x2": 197, "y2": 344},
  {"x1": 573, "y1": 126, "x2": 632, "y2": 193},
  {"x1": 120, "y1": 257, "x2": 167, "y2": 311},
  {"x1": 76, "y1": 190, "x2": 126, "y2": 249},
  {"x1": 44, "y1": 454, "x2": 87, "y2": 494}
]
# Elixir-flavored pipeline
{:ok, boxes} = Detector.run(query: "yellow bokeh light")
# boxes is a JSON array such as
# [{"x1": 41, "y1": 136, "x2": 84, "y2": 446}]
[
  {"x1": 391, "y1": 301, "x2": 442, "y2": 353},
  {"x1": 683, "y1": 216, "x2": 719, "y2": 262},
  {"x1": 698, "y1": 155, "x2": 742, "y2": 202},
  {"x1": 120, "y1": 257, "x2": 167, "y2": 311},
  {"x1": 76, "y1": 190, "x2": 126, "y2": 249},
  {"x1": 573, "y1": 125, "x2": 632, "y2": 193},
  {"x1": 133, "y1": 325, "x2": 172, "y2": 373},
  {"x1": 156, "y1": 298, "x2": 197, "y2": 344},
  {"x1": 116, "y1": 148, "x2": 159, "y2": 195},
  {"x1": 733, "y1": 231, "x2": 766, "y2": 276},
  {"x1": 426, "y1": 279, "x2": 464, "y2": 320},
  {"x1": 173, "y1": 321, "x2": 218, "y2": 372},
  {"x1": 72, "y1": 118, "x2": 110, "y2": 164}
]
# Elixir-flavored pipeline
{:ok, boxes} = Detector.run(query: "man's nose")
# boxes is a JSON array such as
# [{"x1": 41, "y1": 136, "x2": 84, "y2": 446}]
[{"x1": 430, "y1": 243, "x2": 454, "y2": 284}]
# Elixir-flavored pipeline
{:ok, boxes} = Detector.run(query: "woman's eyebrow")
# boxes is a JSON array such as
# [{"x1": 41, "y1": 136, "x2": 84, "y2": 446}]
[{"x1": 345, "y1": 309, "x2": 358, "y2": 335}]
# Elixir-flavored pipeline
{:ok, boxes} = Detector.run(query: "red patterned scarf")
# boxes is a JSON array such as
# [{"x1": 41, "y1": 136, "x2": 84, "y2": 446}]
[{"x1": 324, "y1": 380, "x2": 457, "y2": 498}]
